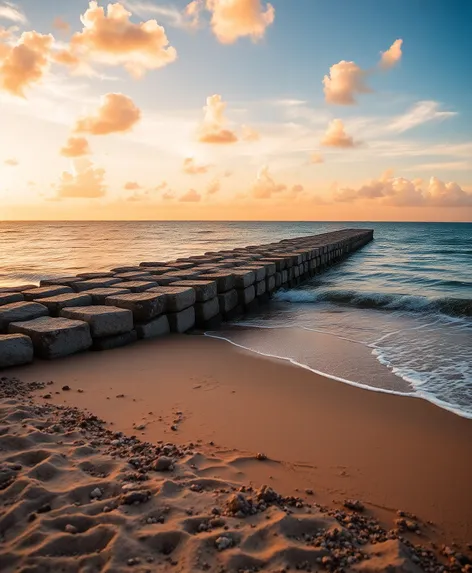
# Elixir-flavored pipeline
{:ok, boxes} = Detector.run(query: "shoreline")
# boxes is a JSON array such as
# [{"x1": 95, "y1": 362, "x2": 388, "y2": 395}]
[{"x1": 7, "y1": 334, "x2": 472, "y2": 549}]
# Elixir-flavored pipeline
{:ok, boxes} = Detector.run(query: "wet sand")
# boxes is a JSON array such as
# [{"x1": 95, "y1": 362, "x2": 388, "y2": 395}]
[{"x1": 7, "y1": 334, "x2": 472, "y2": 549}]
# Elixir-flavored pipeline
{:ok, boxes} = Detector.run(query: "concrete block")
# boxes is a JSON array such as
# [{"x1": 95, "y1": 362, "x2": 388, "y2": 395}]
[
  {"x1": 275, "y1": 272, "x2": 282, "y2": 288},
  {"x1": 255, "y1": 280, "x2": 266, "y2": 296},
  {"x1": 37, "y1": 293, "x2": 93, "y2": 317},
  {"x1": 105, "y1": 292, "x2": 166, "y2": 321},
  {"x1": 135, "y1": 315, "x2": 170, "y2": 339},
  {"x1": 0, "y1": 284, "x2": 36, "y2": 294},
  {"x1": 9, "y1": 317, "x2": 92, "y2": 359},
  {"x1": 139, "y1": 261, "x2": 173, "y2": 268},
  {"x1": 195, "y1": 297, "x2": 219, "y2": 324},
  {"x1": 73, "y1": 277, "x2": 123, "y2": 292},
  {"x1": 76, "y1": 272, "x2": 115, "y2": 279},
  {"x1": 81, "y1": 287, "x2": 131, "y2": 304},
  {"x1": 113, "y1": 272, "x2": 153, "y2": 281},
  {"x1": 40, "y1": 277, "x2": 79, "y2": 287},
  {"x1": 238, "y1": 266, "x2": 266, "y2": 281},
  {"x1": 266, "y1": 275, "x2": 276, "y2": 292},
  {"x1": 0, "y1": 334, "x2": 34, "y2": 368},
  {"x1": 160, "y1": 270, "x2": 202, "y2": 280},
  {"x1": 61, "y1": 306, "x2": 133, "y2": 337},
  {"x1": 0, "y1": 293, "x2": 24, "y2": 307},
  {"x1": 167, "y1": 306, "x2": 195, "y2": 333},
  {"x1": 231, "y1": 269, "x2": 255, "y2": 289},
  {"x1": 170, "y1": 280, "x2": 217, "y2": 302},
  {"x1": 218, "y1": 289, "x2": 238, "y2": 314},
  {"x1": 143, "y1": 266, "x2": 178, "y2": 276},
  {"x1": 148, "y1": 286, "x2": 196, "y2": 312},
  {"x1": 116, "y1": 280, "x2": 157, "y2": 293},
  {"x1": 110, "y1": 266, "x2": 143, "y2": 273},
  {"x1": 258, "y1": 262, "x2": 276, "y2": 276},
  {"x1": 0, "y1": 302, "x2": 49, "y2": 333},
  {"x1": 23, "y1": 285, "x2": 73, "y2": 301},
  {"x1": 200, "y1": 272, "x2": 235, "y2": 293},
  {"x1": 166, "y1": 262, "x2": 195, "y2": 270},
  {"x1": 92, "y1": 330, "x2": 137, "y2": 351},
  {"x1": 237, "y1": 285, "x2": 255, "y2": 305},
  {"x1": 198, "y1": 314, "x2": 223, "y2": 330},
  {"x1": 154, "y1": 275, "x2": 181, "y2": 286}
]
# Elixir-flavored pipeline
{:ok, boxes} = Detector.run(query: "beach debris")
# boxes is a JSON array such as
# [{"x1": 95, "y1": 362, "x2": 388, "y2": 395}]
[{"x1": 215, "y1": 535, "x2": 233, "y2": 551}]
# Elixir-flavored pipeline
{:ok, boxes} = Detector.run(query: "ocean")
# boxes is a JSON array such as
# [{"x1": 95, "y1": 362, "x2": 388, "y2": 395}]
[{"x1": 1, "y1": 221, "x2": 471, "y2": 418}]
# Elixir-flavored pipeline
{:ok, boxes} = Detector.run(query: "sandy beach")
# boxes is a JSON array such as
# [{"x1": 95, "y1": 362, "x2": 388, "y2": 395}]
[{"x1": 1, "y1": 335, "x2": 471, "y2": 572}]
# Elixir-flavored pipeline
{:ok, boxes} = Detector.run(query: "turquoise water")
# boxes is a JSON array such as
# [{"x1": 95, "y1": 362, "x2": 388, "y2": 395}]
[{"x1": 1, "y1": 221, "x2": 471, "y2": 417}]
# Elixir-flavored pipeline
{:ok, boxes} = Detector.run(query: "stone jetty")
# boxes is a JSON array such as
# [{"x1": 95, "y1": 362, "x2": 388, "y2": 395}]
[{"x1": 0, "y1": 229, "x2": 373, "y2": 368}]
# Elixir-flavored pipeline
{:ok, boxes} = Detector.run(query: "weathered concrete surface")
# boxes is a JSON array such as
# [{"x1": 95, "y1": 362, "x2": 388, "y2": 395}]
[
  {"x1": 266, "y1": 275, "x2": 276, "y2": 292},
  {"x1": 239, "y1": 265, "x2": 266, "y2": 282},
  {"x1": 231, "y1": 269, "x2": 256, "y2": 289},
  {"x1": 0, "y1": 293, "x2": 24, "y2": 307},
  {"x1": 76, "y1": 272, "x2": 115, "y2": 279},
  {"x1": 237, "y1": 285, "x2": 256, "y2": 305},
  {"x1": 135, "y1": 315, "x2": 170, "y2": 339},
  {"x1": 0, "y1": 302, "x2": 49, "y2": 333},
  {"x1": 0, "y1": 284, "x2": 36, "y2": 294},
  {"x1": 255, "y1": 280, "x2": 266, "y2": 296},
  {"x1": 200, "y1": 272, "x2": 235, "y2": 293},
  {"x1": 23, "y1": 285, "x2": 73, "y2": 301},
  {"x1": 61, "y1": 306, "x2": 133, "y2": 338},
  {"x1": 113, "y1": 272, "x2": 153, "y2": 281},
  {"x1": 139, "y1": 261, "x2": 175, "y2": 268},
  {"x1": 0, "y1": 334, "x2": 34, "y2": 368},
  {"x1": 195, "y1": 297, "x2": 220, "y2": 324},
  {"x1": 258, "y1": 261, "x2": 276, "y2": 276},
  {"x1": 153, "y1": 275, "x2": 180, "y2": 286},
  {"x1": 148, "y1": 286, "x2": 196, "y2": 312},
  {"x1": 159, "y1": 270, "x2": 202, "y2": 280},
  {"x1": 218, "y1": 289, "x2": 238, "y2": 314},
  {"x1": 92, "y1": 330, "x2": 138, "y2": 351},
  {"x1": 110, "y1": 266, "x2": 144, "y2": 273},
  {"x1": 105, "y1": 292, "x2": 166, "y2": 321},
  {"x1": 165, "y1": 262, "x2": 195, "y2": 270},
  {"x1": 40, "y1": 277, "x2": 78, "y2": 287},
  {"x1": 73, "y1": 277, "x2": 123, "y2": 292},
  {"x1": 115, "y1": 280, "x2": 157, "y2": 293},
  {"x1": 142, "y1": 267, "x2": 177, "y2": 276},
  {"x1": 8, "y1": 317, "x2": 92, "y2": 359},
  {"x1": 170, "y1": 280, "x2": 217, "y2": 302},
  {"x1": 81, "y1": 287, "x2": 131, "y2": 304},
  {"x1": 167, "y1": 307, "x2": 195, "y2": 333},
  {"x1": 37, "y1": 293, "x2": 93, "y2": 317}
]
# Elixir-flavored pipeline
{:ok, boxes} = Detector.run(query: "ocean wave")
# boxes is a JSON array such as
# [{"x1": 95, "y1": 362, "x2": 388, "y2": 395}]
[{"x1": 274, "y1": 289, "x2": 472, "y2": 317}]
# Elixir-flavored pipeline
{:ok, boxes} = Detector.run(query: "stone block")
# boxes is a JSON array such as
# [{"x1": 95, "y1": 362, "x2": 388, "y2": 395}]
[
  {"x1": 23, "y1": 285, "x2": 73, "y2": 301},
  {"x1": 167, "y1": 262, "x2": 195, "y2": 270},
  {"x1": 154, "y1": 275, "x2": 181, "y2": 286},
  {"x1": 40, "y1": 277, "x2": 78, "y2": 287},
  {"x1": 0, "y1": 284, "x2": 36, "y2": 294},
  {"x1": 237, "y1": 285, "x2": 255, "y2": 305},
  {"x1": 255, "y1": 280, "x2": 266, "y2": 296},
  {"x1": 200, "y1": 272, "x2": 235, "y2": 293},
  {"x1": 0, "y1": 334, "x2": 34, "y2": 368},
  {"x1": 266, "y1": 275, "x2": 276, "y2": 292},
  {"x1": 92, "y1": 330, "x2": 137, "y2": 351},
  {"x1": 198, "y1": 314, "x2": 223, "y2": 330},
  {"x1": 110, "y1": 266, "x2": 143, "y2": 273},
  {"x1": 160, "y1": 270, "x2": 202, "y2": 280},
  {"x1": 81, "y1": 287, "x2": 131, "y2": 304},
  {"x1": 139, "y1": 261, "x2": 173, "y2": 268},
  {"x1": 231, "y1": 269, "x2": 255, "y2": 289},
  {"x1": 76, "y1": 272, "x2": 115, "y2": 279},
  {"x1": 37, "y1": 293, "x2": 93, "y2": 317},
  {"x1": 113, "y1": 272, "x2": 153, "y2": 281},
  {"x1": 148, "y1": 286, "x2": 196, "y2": 312},
  {"x1": 259, "y1": 261, "x2": 276, "y2": 276},
  {"x1": 73, "y1": 277, "x2": 123, "y2": 292},
  {"x1": 116, "y1": 280, "x2": 157, "y2": 293},
  {"x1": 135, "y1": 315, "x2": 170, "y2": 339},
  {"x1": 167, "y1": 307, "x2": 195, "y2": 333},
  {"x1": 61, "y1": 306, "x2": 133, "y2": 337},
  {"x1": 218, "y1": 289, "x2": 238, "y2": 314},
  {"x1": 170, "y1": 280, "x2": 217, "y2": 302},
  {"x1": 0, "y1": 293, "x2": 24, "y2": 307},
  {"x1": 9, "y1": 317, "x2": 92, "y2": 359},
  {"x1": 0, "y1": 302, "x2": 49, "y2": 333},
  {"x1": 238, "y1": 266, "x2": 266, "y2": 281},
  {"x1": 143, "y1": 266, "x2": 178, "y2": 276},
  {"x1": 275, "y1": 272, "x2": 282, "y2": 288},
  {"x1": 105, "y1": 292, "x2": 166, "y2": 321},
  {"x1": 195, "y1": 297, "x2": 219, "y2": 324}
]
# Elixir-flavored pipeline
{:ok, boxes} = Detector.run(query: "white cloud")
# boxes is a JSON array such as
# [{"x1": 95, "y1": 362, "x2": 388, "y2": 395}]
[
  {"x1": 0, "y1": 1, "x2": 26, "y2": 24},
  {"x1": 389, "y1": 101, "x2": 457, "y2": 133}
]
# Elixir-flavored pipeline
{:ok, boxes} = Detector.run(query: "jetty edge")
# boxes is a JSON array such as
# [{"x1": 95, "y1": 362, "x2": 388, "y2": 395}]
[{"x1": 0, "y1": 228, "x2": 373, "y2": 367}]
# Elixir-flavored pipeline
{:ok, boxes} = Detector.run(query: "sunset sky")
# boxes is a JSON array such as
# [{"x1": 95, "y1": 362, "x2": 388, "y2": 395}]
[{"x1": 0, "y1": 0, "x2": 471, "y2": 221}]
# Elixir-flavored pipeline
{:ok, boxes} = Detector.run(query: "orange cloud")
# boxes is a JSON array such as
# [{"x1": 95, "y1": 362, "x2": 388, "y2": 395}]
[
  {"x1": 185, "y1": 1, "x2": 202, "y2": 27},
  {"x1": 53, "y1": 16, "x2": 71, "y2": 33},
  {"x1": 124, "y1": 181, "x2": 141, "y2": 190},
  {"x1": 198, "y1": 94, "x2": 238, "y2": 144},
  {"x1": 323, "y1": 60, "x2": 371, "y2": 105},
  {"x1": 321, "y1": 119, "x2": 357, "y2": 148},
  {"x1": 154, "y1": 181, "x2": 167, "y2": 191},
  {"x1": 56, "y1": 159, "x2": 107, "y2": 199},
  {"x1": 60, "y1": 137, "x2": 91, "y2": 158},
  {"x1": 379, "y1": 39, "x2": 403, "y2": 69},
  {"x1": 206, "y1": 0, "x2": 275, "y2": 44},
  {"x1": 183, "y1": 157, "x2": 210, "y2": 174},
  {"x1": 310, "y1": 153, "x2": 324, "y2": 164},
  {"x1": 251, "y1": 165, "x2": 286, "y2": 199},
  {"x1": 241, "y1": 124, "x2": 260, "y2": 141},
  {"x1": 53, "y1": 48, "x2": 80, "y2": 67},
  {"x1": 75, "y1": 93, "x2": 141, "y2": 135},
  {"x1": 207, "y1": 179, "x2": 220, "y2": 195},
  {"x1": 0, "y1": 30, "x2": 53, "y2": 96},
  {"x1": 163, "y1": 190, "x2": 175, "y2": 200},
  {"x1": 180, "y1": 188, "x2": 201, "y2": 202},
  {"x1": 70, "y1": 1, "x2": 177, "y2": 77},
  {"x1": 4, "y1": 157, "x2": 18, "y2": 166}
]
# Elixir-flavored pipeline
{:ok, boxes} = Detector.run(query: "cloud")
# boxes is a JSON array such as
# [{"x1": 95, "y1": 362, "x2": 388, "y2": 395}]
[
  {"x1": 52, "y1": 48, "x2": 81, "y2": 67},
  {"x1": 0, "y1": 2, "x2": 26, "y2": 24},
  {"x1": 0, "y1": 30, "x2": 53, "y2": 96},
  {"x1": 206, "y1": 0, "x2": 275, "y2": 44},
  {"x1": 321, "y1": 119, "x2": 358, "y2": 148},
  {"x1": 333, "y1": 171, "x2": 472, "y2": 207},
  {"x1": 206, "y1": 178, "x2": 220, "y2": 195},
  {"x1": 60, "y1": 136, "x2": 91, "y2": 158},
  {"x1": 122, "y1": 1, "x2": 200, "y2": 28},
  {"x1": 323, "y1": 60, "x2": 371, "y2": 105},
  {"x1": 4, "y1": 157, "x2": 18, "y2": 166},
  {"x1": 124, "y1": 181, "x2": 141, "y2": 190},
  {"x1": 183, "y1": 156, "x2": 210, "y2": 174},
  {"x1": 379, "y1": 39, "x2": 403, "y2": 69},
  {"x1": 198, "y1": 94, "x2": 238, "y2": 144},
  {"x1": 69, "y1": 1, "x2": 177, "y2": 77},
  {"x1": 180, "y1": 188, "x2": 201, "y2": 202},
  {"x1": 75, "y1": 93, "x2": 141, "y2": 135},
  {"x1": 185, "y1": 1, "x2": 203, "y2": 27},
  {"x1": 162, "y1": 190, "x2": 175, "y2": 200},
  {"x1": 388, "y1": 101, "x2": 457, "y2": 133},
  {"x1": 241, "y1": 124, "x2": 260, "y2": 141},
  {"x1": 56, "y1": 159, "x2": 107, "y2": 199},
  {"x1": 53, "y1": 16, "x2": 71, "y2": 33},
  {"x1": 310, "y1": 152, "x2": 324, "y2": 164},
  {"x1": 251, "y1": 165, "x2": 286, "y2": 199},
  {"x1": 154, "y1": 180, "x2": 167, "y2": 190}
]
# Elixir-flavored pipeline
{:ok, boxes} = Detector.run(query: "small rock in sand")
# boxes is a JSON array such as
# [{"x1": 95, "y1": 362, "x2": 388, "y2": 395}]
[
  {"x1": 65, "y1": 524, "x2": 78, "y2": 534},
  {"x1": 62, "y1": 385, "x2": 70, "y2": 391},
  {"x1": 344, "y1": 499, "x2": 364, "y2": 512},
  {"x1": 90, "y1": 487, "x2": 103, "y2": 499},
  {"x1": 215, "y1": 535, "x2": 233, "y2": 551},
  {"x1": 121, "y1": 490, "x2": 151, "y2": 505},
  {"x1": 153, "y1": 456, "x2": 173, "y2": 472},
  {"x1": 37, "y1": 503, "x2": 52, "y2": 514},
  {"x1": 227, "y1": 493, "x2": 251, "y2": 515},
  {"x1": 135, "y1": 424, "x2": 146, "y2": 431},
  {"x1": 256, "y1": 452, "x2": 267, "y2": 461}
]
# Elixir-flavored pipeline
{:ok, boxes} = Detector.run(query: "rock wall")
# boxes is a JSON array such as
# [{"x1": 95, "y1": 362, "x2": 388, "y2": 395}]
[{"x1": 0, "y1": 228, "x2": 373, "y2": 367}]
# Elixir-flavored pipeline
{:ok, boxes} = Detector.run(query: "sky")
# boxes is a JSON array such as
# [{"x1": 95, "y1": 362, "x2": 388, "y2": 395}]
[{"x1": 0, "y1": 0, "x2": 471, "y2": 221}]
